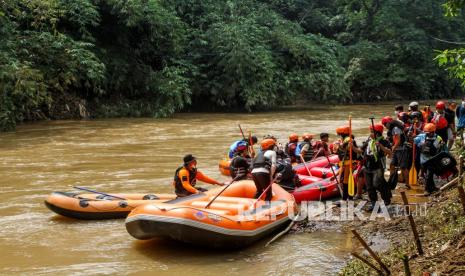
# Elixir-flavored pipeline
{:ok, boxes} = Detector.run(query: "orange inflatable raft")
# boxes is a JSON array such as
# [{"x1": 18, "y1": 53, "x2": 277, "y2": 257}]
[
  {"x1": 218, "y1": 159, "x2": 232, "y2": 176},
  {"x1": 125, "y1": 180, "x2": 297, "y2": 248},
  {"x1": 45, "y1": 191, "x2": 175, "y2": 220}
]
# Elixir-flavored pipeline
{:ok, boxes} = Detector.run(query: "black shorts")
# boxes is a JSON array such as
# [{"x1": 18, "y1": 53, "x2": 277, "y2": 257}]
[{"x1": 391, "y1": 149, "x2": 410, "y2": 169}]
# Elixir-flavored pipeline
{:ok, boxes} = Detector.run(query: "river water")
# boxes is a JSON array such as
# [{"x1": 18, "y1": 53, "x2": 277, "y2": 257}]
[{"x1": 0, "y1": 105, "x2": 418, "y2": 275}]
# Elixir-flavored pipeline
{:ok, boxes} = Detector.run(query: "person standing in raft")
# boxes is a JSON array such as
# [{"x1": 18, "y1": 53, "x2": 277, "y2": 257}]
[
  {"x1": 296, "y1": 133, "x2": 314, "y2": 163},
  {"x1": 314, "y1": 133, "x2": 331, "y2": 158},
  {"x1": 333, "y1": 126, "x2": 362, "y2": 200},
  {"x1": 251, "y1": 139, "x2": 277, "y2": 201},
  {"x1": 230, "y1": 143, "x2": 251, "y2": 181},
  {"x1": 414, "y1": 123, "x2": 445, "y2": 195},
  {"x1": 362, "y1": 124, "x2": 392, "y2": 211},
  {"x1": 173, "y1": 154, "x2": 224, "y2": 197}
]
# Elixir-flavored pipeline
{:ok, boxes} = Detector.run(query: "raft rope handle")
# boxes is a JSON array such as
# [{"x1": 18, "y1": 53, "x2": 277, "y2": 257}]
[{"x1": 150, "y1": 205, "x2": 289, "y2": 223}]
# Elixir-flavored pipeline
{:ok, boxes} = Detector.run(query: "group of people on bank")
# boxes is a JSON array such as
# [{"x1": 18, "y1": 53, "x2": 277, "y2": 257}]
[{"x1": 171, "y1": 100, "x2": 463, "y2": 211}]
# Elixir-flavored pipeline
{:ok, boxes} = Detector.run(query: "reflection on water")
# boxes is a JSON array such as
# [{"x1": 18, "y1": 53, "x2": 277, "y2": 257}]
[{"x1": 0, "y1": 105, "x2": 407, "y2": 274}]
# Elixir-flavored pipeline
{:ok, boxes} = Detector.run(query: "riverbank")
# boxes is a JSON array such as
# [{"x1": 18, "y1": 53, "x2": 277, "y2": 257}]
[
  {"x1": 340, "y1": 184, "x2": 465, "y2": 275},
  {"x1": 289, "y1": 180, "x2": 465, "y2": 275}
]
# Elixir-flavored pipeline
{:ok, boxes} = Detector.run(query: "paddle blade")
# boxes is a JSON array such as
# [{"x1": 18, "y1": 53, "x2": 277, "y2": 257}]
[
  {"x1": 388, "y1": 172, "x2": 398, "y2": 190},
  {"x1": 409, "y1": 166, "x2": 418, "y2": 185},
  {"x1": 348, "y1": 172, "x2": 355, "y2": 196}
]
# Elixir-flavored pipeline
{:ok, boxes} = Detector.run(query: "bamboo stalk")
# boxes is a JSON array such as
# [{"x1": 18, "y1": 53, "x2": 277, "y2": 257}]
[
  {"x1": 457, "y1": 234, "x2": 465, "y2": 249},
  {"x1": 351, "y1": 229, "x2": 390, "y2": 274},
  {"x1": 351, "y1": 252, "x2": 384, "y2": 275},
  {"x1": 439, "y1": 177, "x2": 459, "y2": 191},
  {"x1": 400, "y1": 191, "x2": 424, "y2": 255},
  {"x1": 401, "y1": 254, "x2": 411, "y2": 276}
]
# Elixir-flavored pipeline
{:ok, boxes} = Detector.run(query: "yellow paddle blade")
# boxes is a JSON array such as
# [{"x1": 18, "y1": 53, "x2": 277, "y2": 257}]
[
  {"x1": 348, "y1": 172, "x2": 355, "y2": 196},
  {"x1": 409, "y1": 166, "x2": 418, "y2": 185}
]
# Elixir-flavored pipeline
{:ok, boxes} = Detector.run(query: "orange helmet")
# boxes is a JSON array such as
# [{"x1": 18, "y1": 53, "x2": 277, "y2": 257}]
[
  {"x1": 370, "y1": 124, "x2": 384, "y2": 134},
  {"x1": 289, "y1": 133, "x2": 299, "y2": 142},
  {"x1": 424, "y1": 123, "x2": 436, "y2": 133},
  {"x1": 260, "y1": 138, "x2": 276, "y2": 150},
  {"x1": 336, "y1": 126, "x2": 350, "y2": 135},
  {"x1": 302, "y1": 133, "x2": 313, "y2": 140}
]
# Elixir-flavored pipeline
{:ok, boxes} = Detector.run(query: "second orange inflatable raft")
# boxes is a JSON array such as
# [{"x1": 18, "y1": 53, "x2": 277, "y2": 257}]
[
  {"x1": 45, "y1": 191, "x2": 176, "y2": 219},
  {"x1": 125, "y1": 180, "x2": 297, "y2": 248}
]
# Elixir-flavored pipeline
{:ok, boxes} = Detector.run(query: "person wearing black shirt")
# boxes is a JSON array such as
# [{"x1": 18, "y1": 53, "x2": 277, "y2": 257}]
[
  {"x1": 362, "y1": 124, "x2": 392, "y2": 211},
  {"x1": 229, "y1": 144, "x2": 251, "y2": 180},
  {"x1": 445, "y1": 101, "x2": 457, "y2": 150}
]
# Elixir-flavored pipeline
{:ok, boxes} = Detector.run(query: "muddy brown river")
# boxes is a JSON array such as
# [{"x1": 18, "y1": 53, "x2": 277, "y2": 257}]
[{"x1": 0, "y1": 104, "x2": 422, "y2": 275}]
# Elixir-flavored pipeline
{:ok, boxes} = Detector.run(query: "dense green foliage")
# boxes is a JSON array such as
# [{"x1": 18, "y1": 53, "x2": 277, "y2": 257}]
[
  {"x1": 436, "y1": 0, "x2": 465, "y2": 87},
  {"x1": 1, "y1": 0, "x2": 465, "y2": 130}
]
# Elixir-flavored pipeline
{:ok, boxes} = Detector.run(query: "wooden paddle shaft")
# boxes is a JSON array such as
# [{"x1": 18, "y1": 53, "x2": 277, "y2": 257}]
[{"x1": 400, "y1": 191, "x2": 423, "y2": 255}]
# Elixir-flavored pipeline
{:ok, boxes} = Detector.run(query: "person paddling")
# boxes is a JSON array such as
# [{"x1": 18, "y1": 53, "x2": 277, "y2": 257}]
[
  {"x1": 251, "y1": 139, "x2": 277, "y2": 201},
  {"x1": 173, "y1": 154, "x2": 224, "y2": 197},
  {"x1": 361, "y1": 124, "x2": 392, "y2": 211}
]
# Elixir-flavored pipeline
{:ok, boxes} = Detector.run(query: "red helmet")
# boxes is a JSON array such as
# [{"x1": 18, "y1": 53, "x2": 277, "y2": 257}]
[
  {"x1": 381, "y1": 116, "x2": 393, "y2": 126},
  {"x1": 370, "y1": 124, "x2": 384, "y2": 134},
  {"x1": 436, "y1": 101, "x2": 446, "y2": 110},
  {"x1": 424, "y1": 123, "x2": 436, "y2": 132},
  {"x1": 260, "y1": 139, "x2": 276, "y2": 150},
  {"x1": 236, "y1": 143, "x2": 248, "y2": 152},
  {"x1": 336, "y1": 126, "x2": 350, "y2": 135},
  {"x1": 289, "y1": 133, "x2": 299, "y2": 142}
]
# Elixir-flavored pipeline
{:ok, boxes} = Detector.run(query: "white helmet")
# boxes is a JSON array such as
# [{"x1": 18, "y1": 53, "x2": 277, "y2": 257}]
[{"x1": 409, "y1": 101, "x2": 419, "y2": 108}]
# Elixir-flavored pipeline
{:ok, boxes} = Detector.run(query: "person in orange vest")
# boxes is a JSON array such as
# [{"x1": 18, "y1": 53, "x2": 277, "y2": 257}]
[
  {"x1": 173, "y1": 154, "x2": 224, "y2": 197},
  {"x1": 431, "y1": 101, "x2": 450, "y2": 146},
  {"x1": 422, "y1": 104, "x2": 434, "y2": 123}
]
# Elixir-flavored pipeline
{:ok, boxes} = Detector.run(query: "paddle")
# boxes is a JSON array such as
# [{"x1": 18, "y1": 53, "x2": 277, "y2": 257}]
[
  {"x1": 409, "y1": 119, "x2": 418, "y2": 185},
  {"x1": 300, "y1": 155, "x2": 313, "y2": 176},
  {"x1": 348, "y1": 115, "x2": 355, "y2": 196},
  {"x1": 252, "y1": 175, "x2": 279, "y2": 208},
  {"x1": 238, "y1": 124, "x2": 252, "y2": 157},
  {"x1": 325, "y1": 154, "x2": 343, "y2": 198},
  {"x1": 205, "y1": 175, "x2": 242, "y2": 209},
  {"x1": 73, "y1": 186, "x2": 126, "y2": 200},
  {"x1": 248, "y1": 131, "x2": 255, "y2": 158}
]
